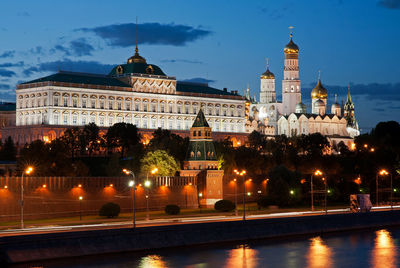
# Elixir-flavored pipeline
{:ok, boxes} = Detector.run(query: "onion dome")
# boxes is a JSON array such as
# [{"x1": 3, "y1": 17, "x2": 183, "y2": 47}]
[
  {"x1": 284, "y1": 33, "x2": 299, "y2": 54},
  {"x1": 295, "y1": 102, "x2": 306, "y2": 113},
  {"x1": 311, "y1": 72, "x2": 328, "y2": 99},
  {"x1": 127, "y1": 46, "x2": 147, "y2": 64},
  {"x1": 261, "y1": 58, "x2": 275, "y2": 79}
]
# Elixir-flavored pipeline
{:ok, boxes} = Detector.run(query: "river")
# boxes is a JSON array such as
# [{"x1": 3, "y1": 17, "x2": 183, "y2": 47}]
[{"x1": 21, "y1": 227, "x2": 400, "y2": 268}]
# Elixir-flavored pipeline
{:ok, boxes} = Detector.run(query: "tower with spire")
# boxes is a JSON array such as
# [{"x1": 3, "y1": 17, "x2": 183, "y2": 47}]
[
  {"x1": 180, "y1": 109, "x2": 224, "y2": 207},
  {"x1": 282, "y1": 27, "x2": 301, "y2": 115},
  {"x1": 260, "y1": 58, "x2": 276, "y2": 103},
  {"x1": 344, "y1": 85, "x2": 358, "y2": 130}
]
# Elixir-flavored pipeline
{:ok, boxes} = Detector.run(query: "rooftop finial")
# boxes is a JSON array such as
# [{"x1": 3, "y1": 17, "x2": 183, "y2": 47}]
[
  {"x1": 318, "y1": 70, "x2": 321, "y2": 81},
  {"x1": 334, "y1": 93, "x2": 337, "y2": 103},
  {"x1": 135, "y1": 16, "x2": 139, "y2": 54},
  {"x1": 266, "y1": 57, "x2": 269, "y2": 69},
  {"x1": 289, "y1": 26, "x2": 294, "y2": 39}
]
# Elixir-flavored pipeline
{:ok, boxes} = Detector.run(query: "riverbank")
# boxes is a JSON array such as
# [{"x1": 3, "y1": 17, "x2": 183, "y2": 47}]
[{"x1": 1, "y1": 210, "x2": 400, "y2": 264}]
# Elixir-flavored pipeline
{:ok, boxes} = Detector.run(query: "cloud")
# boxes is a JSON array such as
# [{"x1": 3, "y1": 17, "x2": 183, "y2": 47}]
[
  {"x1": 378, "y1": 0, "x2": 400, "y2": 9},
  {"x1": 0, "y1": 69, "x2": 16, "y2": 77},
  {"x1": 161, "y1": 59, "x2": 203, "y2": 64},
  {"x1": 29, "y1": 46, "x2": 44, "y2": 55},
  {"x1": 78, "y1": 22, "x2": 212, "y2": 47},
  {"x1": 0, "y1": 50, "x2": 15, "y2": 58},
  {"x1": 69, "y1": 38, "x2": 95, "y2": 56},
  {"x1": 303, "y1": 82, "x2": 400, "y2": 101},
  {"x1": 181, "y1": 77, "x2": 216, "y2": 84},
  {"x1": 0, "y1": 84, "x2": 10, "y2": 89},
  {"x1": 23, "y1": 59, "x2": 115, "y2": 76},
  {"x1": 50, "y1": 38, "x2": 95, "y2": 57},
  {"x1": 0, "y1": 61, "x2": 24, "y2": 68},
  {"x1": 0, "y1": 88, "x2": 16, "y2": 102}
]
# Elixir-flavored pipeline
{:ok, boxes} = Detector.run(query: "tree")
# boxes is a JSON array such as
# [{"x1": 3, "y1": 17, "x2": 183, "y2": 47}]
[
  {"x1": 79, "y1": 123, "x2": 102, "y2": 156},
  {"x1": 140, "y1": 150, "x2": 180, "y2": 176},
  {"x1": 0, "y1": 136, "x2": 16, "y2": 161},
  {"x1": 106, "y1": 123, "x2": 141, "y2": 157},
  {"x1": 61, "y1": 127, "x2": 82, "y2": 159},
  {"x1": 248, "y1": 131, "x2": 265, "y2": 150},
  {"x1": 147, "y1": 128, "x2": 189, "y2": 164}
]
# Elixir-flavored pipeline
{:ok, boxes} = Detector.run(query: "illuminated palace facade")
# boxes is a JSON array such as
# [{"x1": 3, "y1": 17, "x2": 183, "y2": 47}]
[
  {"x1": 245, "y1": 31, "x2": 359, "y2": 147},
  {"x1": 6, "y1": 46, "x2": 247, "y2": 145}
]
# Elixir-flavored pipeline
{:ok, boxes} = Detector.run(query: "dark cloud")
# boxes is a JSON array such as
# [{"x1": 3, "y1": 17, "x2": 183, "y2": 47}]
[
  {"x1": 303, "y1": 82, "x2": 400, "y2": 101},
  {"x1": 181, "y1": 77, "x2": 216, "y2": 84},
  {"x1": 50, "y1": 38, "x2": 95, "y2": 57},
  {"x1": 69, "y1": 38, "x2": 95, "y2": 56},
  {"x1": 78, "y1": 22, "x2": 212, "y2": 47},
  {"x1": 372, "y1": 108, "x2": 386, "y2": 112},
  {"x1": 0, "y1": 61, "x2": 24, "y2": 68},
  {"x1": 51, "y1": 45, "x2": 70, "y2": 55},
  {"x1": 0, "y1": 89, "x2": 16, "y2": 102},
  {"x1": 0, "y1": 84, "x2": 10, "y2": 89},
  {"x1": 29, "y1": 46, "x2": 44, "y2": 55},
  {"x1": 161, "y1": 59, "x2": 203, "y2": 64},
  {"x1": 0, "y1": 69, "x2": 16, "y2": 77},
  {"x1": 23, "y1": 59, "x2": 114, "y2": 76},
  {"x1": 378, "y1": 0, "x2": 400, "y2": 9},
  {"x1": 0, "y1": 50, "x2": 15, "y2": 58}
]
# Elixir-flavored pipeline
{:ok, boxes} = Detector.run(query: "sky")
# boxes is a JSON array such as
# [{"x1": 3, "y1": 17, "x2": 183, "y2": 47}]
[{"x1": 0, "y1": 0, "x2": 399, "y2": 132}]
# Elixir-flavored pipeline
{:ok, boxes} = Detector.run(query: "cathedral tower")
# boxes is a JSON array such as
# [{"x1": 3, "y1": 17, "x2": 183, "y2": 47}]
[
  {"x1": 282, "y1": 29, "x2": 301, "y2": 115},
  {"x1": 331, "y1": 94, "x2": 341, "y2": 116},
  {"x1": 311, "y1": 72, "x2": 328, "y2": 115},
  {"x1": 344, "y1": 85, "x2": 357, "y2": 128},
  {"x1": 260, "y1": 58, "x2": 276, "y2": 103}
]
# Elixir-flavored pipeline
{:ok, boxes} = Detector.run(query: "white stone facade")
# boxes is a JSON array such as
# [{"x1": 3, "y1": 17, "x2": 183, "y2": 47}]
[{"x1": 16, "y1": 83, "x2": 245, "y2": 133}]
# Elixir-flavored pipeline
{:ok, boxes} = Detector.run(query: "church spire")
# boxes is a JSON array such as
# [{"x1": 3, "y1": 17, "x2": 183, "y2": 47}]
[{"x1": 127, "y1": 17, "x2": 147, "y2": 64}]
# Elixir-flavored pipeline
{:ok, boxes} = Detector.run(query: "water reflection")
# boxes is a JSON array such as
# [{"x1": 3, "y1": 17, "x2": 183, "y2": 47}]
[
  {"x1": 307, "y1": 236, "x2": 333, "y2": 268},
  {"x1": 224, "y1": 244, "x2": 259, "y2": 268},
  {"x1": 138, "y1": 255, "x2": 168, "y2": 268},
  {"x1": 371, "y1": 229, "x2": 397, "y2": 268}
]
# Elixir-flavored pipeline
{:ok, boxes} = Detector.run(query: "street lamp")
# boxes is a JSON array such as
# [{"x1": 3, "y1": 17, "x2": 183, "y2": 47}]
[
  {"x1": 311, "y1": 169, "x2": 323, "y2": 212},
  {"x1": 79, "y1": 196, "x2": 83, "y2": 221},
  {"x1": 376, "y1": 169, "x2": 393, "y2": 209},
  {"x1": 123, "y1": 168, "x2": 136, "y2": 229},
  {"x1": 144, "y1": 179, "x2": 151, "y2": 221},
  {"x1": 20, "y1": 166, "x2": 33, "y2": 229},
  {"x1": 233, "y1": 178, "x2": 238, "y2": 216},
  {"x1": 234, "y1": 169, "x2": 246, "y2": 220}
]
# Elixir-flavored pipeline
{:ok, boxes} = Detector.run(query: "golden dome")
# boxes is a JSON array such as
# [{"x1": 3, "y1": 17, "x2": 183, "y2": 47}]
[
  {"x1": 261, "y1": 67, "x2": 275, "y2": 79},
  {"x1": 261, "y1": 58, "x2": 275, "y2": 79},
  {"x1": 127, "y1": 46, "x2": 147, "y2": 64},
  {"x1": 284, "y1": 33, "x2": 299, "y2": 54},
  {"x1": 311, "y1": 73, "x2": 328, "y2": 99}
]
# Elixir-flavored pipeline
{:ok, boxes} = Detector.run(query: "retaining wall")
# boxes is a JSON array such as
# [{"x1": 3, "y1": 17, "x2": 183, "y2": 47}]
[{"x1": 1, "y1": 210, "x2": 400, "y2": 264}]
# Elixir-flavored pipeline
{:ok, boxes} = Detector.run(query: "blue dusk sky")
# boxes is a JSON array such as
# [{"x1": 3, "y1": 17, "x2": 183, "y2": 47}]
[{"x1": 0, "y1": 0, "x2": 399, "y2": 132}]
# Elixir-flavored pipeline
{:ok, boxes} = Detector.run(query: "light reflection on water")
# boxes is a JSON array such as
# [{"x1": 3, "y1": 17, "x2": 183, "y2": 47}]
[
  {"x1": 371, "y1": 229, "x2": 397, "y2": 268},
  {"x1": 22, "y1": 228, "x2": 400, "y2": 268},
  {"x1": 306, "y1": 237, "x2": 333, "y2": 268},
  {"x1": 224, "y1": 244, "x2": 259, "y2": 268}
]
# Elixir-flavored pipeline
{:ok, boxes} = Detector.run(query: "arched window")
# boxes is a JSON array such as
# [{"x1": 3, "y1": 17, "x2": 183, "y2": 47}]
[
  {"x1": 197, "y1": 151, "x2": 201, "y2": 157},
  {"x1": 190, "y1": 151, "x2": 194, "y2": 157},
  {"x1": 198, "y1": 131, "x2": 201, "y2": 136}
]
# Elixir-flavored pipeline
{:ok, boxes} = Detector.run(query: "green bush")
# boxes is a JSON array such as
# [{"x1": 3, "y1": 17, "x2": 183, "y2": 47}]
[
  {"x1": 214, "y1": 199, "x2": 235, "y2": 212},
  {"x1": 99, "y1": 202, "x2": 121, "y2": 218},
  {"x1": 165, "y1": 204, "x2": 180, "y2": 215}
]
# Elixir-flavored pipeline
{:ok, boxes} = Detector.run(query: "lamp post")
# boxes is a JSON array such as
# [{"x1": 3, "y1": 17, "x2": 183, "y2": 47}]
[
  {"x1": 144, "y1": 167, "x2": 157, "y2": 220},
  {"x1": 233, "y1": 178, "x2": 238, "y2": 216},
  {"x1": 311, "y1": 170, "x2": 323, "y2": 212},
  {"x1": 322, "y1": 177, "x2": 327, "y2": 215},
  {"x1": 79, "y1": 196, "x2": 83, "y2": 221},
  {"x1": 123, "y1": 169, "x2": 136, "y2": 229},
  {"x1": 234, "y1": 169, "x2": 246, "y2": 220},
  {"x1": 20, "y1": 166, "x2": 33, "y2": 229},
  {"x1": 198, "y1": 192, "x2": 203, "y2": 213},
  {"x1": 377, "y1": 169, "x2": 393, "y2": 209}
]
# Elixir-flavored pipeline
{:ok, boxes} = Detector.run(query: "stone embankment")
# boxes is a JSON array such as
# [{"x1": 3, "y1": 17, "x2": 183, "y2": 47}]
[{"x1": 1, "y1": 210, "x2": 400, "y2": 264}]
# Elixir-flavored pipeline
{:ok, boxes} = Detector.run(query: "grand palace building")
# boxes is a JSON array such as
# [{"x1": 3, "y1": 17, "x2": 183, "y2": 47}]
[{"x1": 2, "y1": 46, "x2": 248, "y2": 145}]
